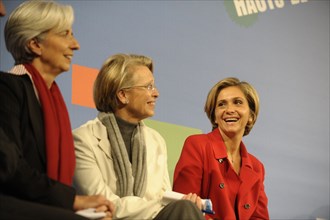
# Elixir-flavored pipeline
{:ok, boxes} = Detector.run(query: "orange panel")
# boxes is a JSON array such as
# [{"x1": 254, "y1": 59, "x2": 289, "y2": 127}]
[{"x1": 71, "y1": 64, "x2": 98, "y2": 108}]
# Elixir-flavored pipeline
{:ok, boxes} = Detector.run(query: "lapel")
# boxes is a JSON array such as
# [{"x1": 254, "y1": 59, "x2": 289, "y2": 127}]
[
  {"x1": 92, "y1": 119, "x2": 112, "y2": 159},
  {"x1": 237, "y1": 143, "x2": 260, "y2": 198},
  {"x1": 208, "y1": 129, "x2": 260, "y2": 197},
  {"x1": 21, "y1": 75, "x2": 46, "y2": 164},
  {"x1": 207, "y1": 129, "x2": 227, "y2": 159}
]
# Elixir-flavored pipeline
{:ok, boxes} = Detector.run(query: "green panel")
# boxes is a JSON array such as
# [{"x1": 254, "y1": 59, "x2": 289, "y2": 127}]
[{"x1": 144, "y1": 119, "x2": 202, "y2": 185}]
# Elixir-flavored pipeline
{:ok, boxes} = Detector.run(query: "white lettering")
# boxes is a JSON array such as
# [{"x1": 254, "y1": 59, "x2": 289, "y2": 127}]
[
  {"x1": 246, "y1": 0, "x2": 259, "y2": 14},
  {"x1": 267, "y1": 0, "x2": 275, "y2": 10},
  {"x1": 233, "y1": 0, "x2": 308, "y2": 18},
  {"x1": 255, "y1": 0, "x2": 267, "y2": 13},
  {"x1": 275, "y1": 0, "x2": 285, "y2": 8},
  {"x1": 291, "y1": 0, "x2": 308, "y2": 5},
  {"x1": 234, "y1": 0, "x2": 248, "y2": 17},
  {"x1": 291, "y1": 0, "x2": 300, "y2": 5}
]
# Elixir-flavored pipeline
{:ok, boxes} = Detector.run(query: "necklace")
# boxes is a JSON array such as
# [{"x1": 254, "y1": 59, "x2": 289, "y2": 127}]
[
  {"x1": 227, "y1": 154, "x2": 234, "y2": 164},
  {"x1": 227, "y1": 153, "x2": 241, "y2": 175}
]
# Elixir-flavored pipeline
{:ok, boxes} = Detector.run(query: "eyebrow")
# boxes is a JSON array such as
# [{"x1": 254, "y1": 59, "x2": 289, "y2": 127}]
[
  {"x1": 136, "y1": 80, "x2": 154, "y2": 85},
  {"x1": 217, "y1": 96, "x2": 244, "y2": 102}
]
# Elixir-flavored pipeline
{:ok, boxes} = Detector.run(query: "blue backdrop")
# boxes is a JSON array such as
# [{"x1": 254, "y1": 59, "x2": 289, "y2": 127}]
[{"x1": 1, "y1": 1, "x2": 329, "y2": 219}]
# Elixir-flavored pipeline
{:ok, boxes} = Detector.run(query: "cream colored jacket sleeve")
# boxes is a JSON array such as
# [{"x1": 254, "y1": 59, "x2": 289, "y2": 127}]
[{"x1": 73, "y1": 117, "x2": 171, "y2": 219}]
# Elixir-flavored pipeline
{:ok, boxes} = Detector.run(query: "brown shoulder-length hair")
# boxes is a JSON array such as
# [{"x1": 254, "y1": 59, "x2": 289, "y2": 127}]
[{"x1": 204, "y1": 77, "x2": 260, "y2": 136}]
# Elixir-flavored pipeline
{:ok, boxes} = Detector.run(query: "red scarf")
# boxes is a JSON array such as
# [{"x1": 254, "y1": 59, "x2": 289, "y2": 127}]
[{"x1": 24, "y1": 63, "x2": 75, "y2": 186}]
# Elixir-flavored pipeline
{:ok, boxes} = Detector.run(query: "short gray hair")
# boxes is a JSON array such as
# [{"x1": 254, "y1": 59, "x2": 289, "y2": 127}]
[{"x1": 4, "y1": 0, "x2": 74, "y2": 64}]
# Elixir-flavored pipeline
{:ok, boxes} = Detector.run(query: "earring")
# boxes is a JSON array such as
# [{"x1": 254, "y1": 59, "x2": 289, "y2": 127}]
[{"x1": 125, "y1": 100, "x2": 129, "y2": 104}]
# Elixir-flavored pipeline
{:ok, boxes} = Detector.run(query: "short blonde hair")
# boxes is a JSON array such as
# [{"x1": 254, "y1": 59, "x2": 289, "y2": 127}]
[
  {"x1": 204, "y1": 77, "x2": 260, "y2": 136},
  {"x1": 94, "y1": 53, "x2": 153, "y2": 112},
  {"x1": 5, "y1": 0, "x2": 74, "y2": 64}
]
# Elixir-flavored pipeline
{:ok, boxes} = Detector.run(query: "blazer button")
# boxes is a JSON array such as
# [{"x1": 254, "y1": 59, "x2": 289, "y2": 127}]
[
  {"x1": 244, "y1": 203, "x2": 251, "y2": 209},
  {"x1": 219, "y1": 183, "x2": 225, "y2": 189},
  {"x1": 218, "y1": 159, "x2": 224, "y2": 163}
]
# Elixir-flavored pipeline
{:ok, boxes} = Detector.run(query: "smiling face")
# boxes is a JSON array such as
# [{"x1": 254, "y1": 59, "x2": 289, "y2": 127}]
[
  {"x1": 214, "y1": 86, "x2": 252, "y2": 139},
  {"x1": 117, "y1": 65, "x2": 159, "y2": 123},
  {"x1": 30, "y1": 28, "x2": 80, "y2": 78}
]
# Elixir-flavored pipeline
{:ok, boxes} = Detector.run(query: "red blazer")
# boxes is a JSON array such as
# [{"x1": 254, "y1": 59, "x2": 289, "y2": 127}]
[{"x1": 173, "y1": 129, "x2": 269, "y2": 220}]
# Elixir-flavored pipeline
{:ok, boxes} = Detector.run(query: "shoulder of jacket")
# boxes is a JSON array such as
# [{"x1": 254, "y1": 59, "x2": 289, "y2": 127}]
[
  {"x1": 73, "y1": 117, "x2": 101, "y2": 133},
  {"x1": 143, "y1": 125, "x2": 165, "y2": 142},
  {"x1": 186, "y1": 133, "x2": 208, "y2": 141},
  {"x1": 247, "y1": 153, "x2": 265, "y2": 172},
  {"x1": 0, "y1": 72, "x2": 31, "y2": 83}
]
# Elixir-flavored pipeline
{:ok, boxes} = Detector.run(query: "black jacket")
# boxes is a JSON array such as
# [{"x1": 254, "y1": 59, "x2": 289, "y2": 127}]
[{"x1": 0, "y1": 71, "x2": 75, "y2": 209}]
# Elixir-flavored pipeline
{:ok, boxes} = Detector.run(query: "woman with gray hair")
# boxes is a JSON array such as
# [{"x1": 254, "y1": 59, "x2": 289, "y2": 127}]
[
  {"x1": 73, "y1": 53, "x2": 205, "y2": 220},
  {"x1": 0, "y1": 1, "x2": 114, "y2": 219}
]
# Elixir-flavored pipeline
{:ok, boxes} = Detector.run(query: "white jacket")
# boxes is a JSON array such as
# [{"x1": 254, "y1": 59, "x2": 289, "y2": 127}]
[{"x1": 73, "y1": 117, "x2": 171, "y2": 219}]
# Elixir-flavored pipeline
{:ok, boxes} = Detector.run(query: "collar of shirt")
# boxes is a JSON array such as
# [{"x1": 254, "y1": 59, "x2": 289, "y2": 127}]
[{"x1": 8, "y1": 64, "x2": 40, "y2": 101}]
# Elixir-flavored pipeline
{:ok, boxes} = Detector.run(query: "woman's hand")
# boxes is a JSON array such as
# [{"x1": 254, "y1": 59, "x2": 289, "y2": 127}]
[
  {"x1": 74, "y1": 194, "x2": 115, "y2": 219},
  {"x1": 181, "y1": 192, "x2": 202, "y2": 210}
]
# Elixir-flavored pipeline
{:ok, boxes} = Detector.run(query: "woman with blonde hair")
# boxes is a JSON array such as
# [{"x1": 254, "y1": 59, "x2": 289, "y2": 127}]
[
  {"x1": 173, "y1": 77, "x2": 269, "y2": 220},
  {"x1": 74, "y1": 53, "x2": 205, "y2": 220}
]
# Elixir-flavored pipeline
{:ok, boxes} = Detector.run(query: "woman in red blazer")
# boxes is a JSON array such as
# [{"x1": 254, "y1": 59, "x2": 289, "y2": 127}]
[{"x1": 173, "y1": 77, "x2": 269, "y2": 220}]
